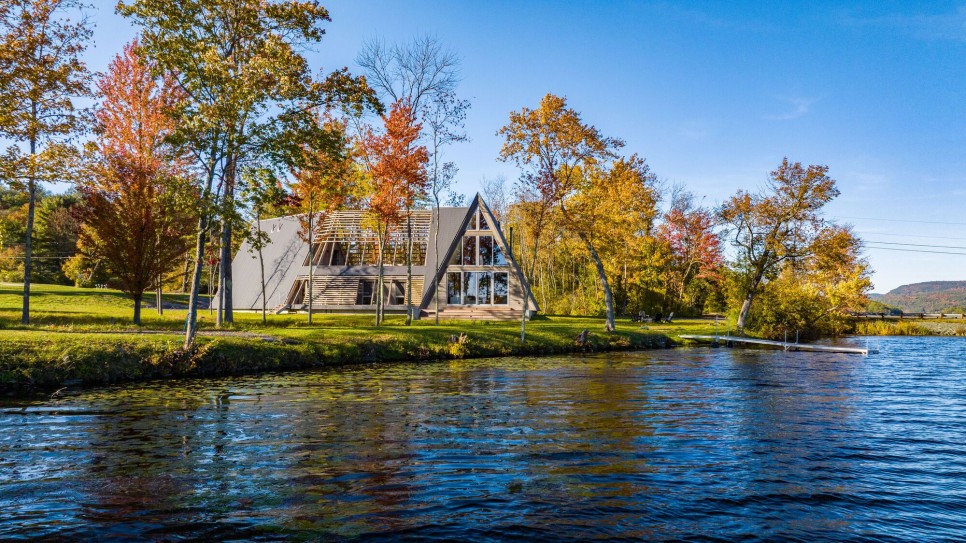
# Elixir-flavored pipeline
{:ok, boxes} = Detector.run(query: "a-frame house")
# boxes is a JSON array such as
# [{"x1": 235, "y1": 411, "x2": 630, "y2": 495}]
[{"x1": 221, "y1": 193, "x2": 538, "y2": 320}]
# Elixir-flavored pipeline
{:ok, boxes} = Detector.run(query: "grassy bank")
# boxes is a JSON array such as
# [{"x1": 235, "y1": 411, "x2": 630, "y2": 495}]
[{"x1": 0, "y1": 283, "x2": 718, "y2": 391}]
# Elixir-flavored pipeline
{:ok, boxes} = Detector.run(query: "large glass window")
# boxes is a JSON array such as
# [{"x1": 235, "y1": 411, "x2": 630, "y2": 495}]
[
  {"x1": 389, "y1": 280, "x2": 405, "y2": 305},
  {"x1": 494, "y1": 272, "x2": 509, "y2": 304},
  {"x1": 462, "y1": 235, "x2": 476, "y2": 265},
  {"x1": 463, "y1": 271, "x2": 478, "y2": 304},
  {"x1": 493, "y1": 241, "x2": 507, "y2": 265},
  {"x1": 478, "y1": 272, "x2": 492, "y2": 304},
  {"x1": 479, "y1": 235, "x2": 493, "y2": 265},
  {"x1": 478, "y1": 209, "x2": 489, "y2": 231},
  {"x1": 447, "y1": 272, "x2": 462, "y2": 304},
  {"x1": 356, "y1": 279, "x2": 375, "y2": 305}
]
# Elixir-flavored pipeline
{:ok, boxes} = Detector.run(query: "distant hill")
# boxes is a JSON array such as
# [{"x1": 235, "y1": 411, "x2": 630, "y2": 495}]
[{"x1": 869, "y1": 281, "x2": 966, "y2": 313}]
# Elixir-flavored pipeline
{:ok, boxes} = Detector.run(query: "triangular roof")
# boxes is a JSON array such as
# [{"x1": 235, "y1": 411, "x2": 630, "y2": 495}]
[{"x1": 419, "y1": 193, "x2": 539, "y2": 312}]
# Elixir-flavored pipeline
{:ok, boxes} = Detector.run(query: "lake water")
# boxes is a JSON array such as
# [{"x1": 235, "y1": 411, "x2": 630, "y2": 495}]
[{"x1": 3, "y1": 336, "x2": 966, "y2": 541}]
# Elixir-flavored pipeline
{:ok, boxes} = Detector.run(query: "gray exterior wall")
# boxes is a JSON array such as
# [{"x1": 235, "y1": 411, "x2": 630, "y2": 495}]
[
  {"x1": 221, "y1": 194, "x2": 537, "y2": 317},
  {"x1": 229, "y1": 215, "x2": 307, "y2": 311}
]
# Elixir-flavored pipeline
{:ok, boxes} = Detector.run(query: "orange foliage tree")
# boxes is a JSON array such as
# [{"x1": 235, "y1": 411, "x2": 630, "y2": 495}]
[
  {"x1": 360, "y1": 100, "x2": 428, "y2": 325},
  {"x1": 289, "y1": 114, "x2": 359, "y2": 324},
  {"x1": 75, "y1": 42, "x2": 195, "y2": 324}
]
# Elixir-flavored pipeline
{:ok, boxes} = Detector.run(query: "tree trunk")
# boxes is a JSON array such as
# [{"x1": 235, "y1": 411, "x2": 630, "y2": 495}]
[
  {"x1": 376, "y1": 224, "x2": 385, "y2": 326},
  {"x1": 184, "y1": 213, "x2": 210, "y2": 348},
  {"x1": 736, "y1": 292, "x2": 755, "y2": 331},
  {"x1": 307, "y1": 195, "x2": 314, "y2": 325},
  {"x1": 256, "y1": 209, "x2": 266, "y2": 324},
  {"x1": 433, "y1": 198, "x2": 441, "y2": 325},
  {"x1": 405, "y1": 208, "x2": 413, "y2": 325},
  {"x1": 216, "y1": 254, "x2": 224, "y2": 328},
  {"x1": 220, "y1": 155, "x2": 236, "y2": 324},
  {"x1": 133, "y1": 293, "x2": 142, "y2": 325},
  {"x1": 180, "y1": 254, "x2": 191, "y2": 293},
  {"x1": 22, "y1": 178, "x2": 36, "y2": 325},
  {"x1": 157, "y1": 273, "x2": 163, "y2": 315},
  {"x1": 580, "y1": 234, "x2": 615, "y2": 332},
  {"x1": 736, "y1": 262, "x2": 768, "y2": 333},
  {"x1": 21, "y1": 135, "x2": 37, "y2": 325},
  {"x1": 184, "y1": 156, "x2": 220, "y2": 349},
  {"x1": 220, "y1": 218, "x2": 233, "y2": 324}
]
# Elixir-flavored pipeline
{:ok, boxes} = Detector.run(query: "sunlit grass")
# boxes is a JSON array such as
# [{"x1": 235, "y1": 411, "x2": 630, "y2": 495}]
[{"x1": 0, "y1": 283, "x2": 721, "y2": 389}]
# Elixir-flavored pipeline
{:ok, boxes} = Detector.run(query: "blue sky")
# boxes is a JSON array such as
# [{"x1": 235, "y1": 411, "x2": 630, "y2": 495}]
[{"x1": 76, "y1": 1, "x2": 966, "y2": 291}]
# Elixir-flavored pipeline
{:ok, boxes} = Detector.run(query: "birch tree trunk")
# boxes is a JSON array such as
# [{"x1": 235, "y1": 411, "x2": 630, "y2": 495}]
[{"x1": 21, "y1": 134, "x2": 37, "y2": 325}]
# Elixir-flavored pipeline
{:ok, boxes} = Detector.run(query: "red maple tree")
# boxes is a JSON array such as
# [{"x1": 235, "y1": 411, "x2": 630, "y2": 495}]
[{"x1": 75, "y1": 41, "x2": 195, "y2": 324}]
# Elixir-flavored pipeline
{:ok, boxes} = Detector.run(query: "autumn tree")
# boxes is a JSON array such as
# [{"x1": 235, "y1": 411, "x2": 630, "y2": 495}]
[
  {"x1": 359, "y1": 100, "x2": 428, "y2": 326},
  {"x1": 358, "y1": 35, "x2": 469, "y2": 324},
  {"x1": 0, "y1": 0, "x2": 92, "y2": 324},
  {"x1": 120, "y1": 0, "x2": 374, "y2": 344},
  {"x1": 289, "y1": 115, "x2": 360, "y2": 325},
  {"x1": 75, "y1": 42, "x2": 194, "y2": 324},
  {"x1": 498, "y1": 93, "x2": 621, "y2": 337},
  {"x1": 719, "y1": 158, "x2": 840, "y2": 331},
  {"x1": 747, "y1": 224, "x2": 871, "y2": 339},
  {"x1": 656, "y1": 190, "x2": 723, "y2": 313}
]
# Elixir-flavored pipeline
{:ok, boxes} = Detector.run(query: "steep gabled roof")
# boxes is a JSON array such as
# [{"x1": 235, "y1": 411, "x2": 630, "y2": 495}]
[{"x1": 419, "y1": 193, "x2": 539, "y2": 312}]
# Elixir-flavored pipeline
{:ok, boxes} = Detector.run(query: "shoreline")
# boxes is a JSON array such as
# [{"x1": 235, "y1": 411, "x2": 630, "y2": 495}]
[{"x1": 0, "y1": 326, "x2": 675, "y2": 394}]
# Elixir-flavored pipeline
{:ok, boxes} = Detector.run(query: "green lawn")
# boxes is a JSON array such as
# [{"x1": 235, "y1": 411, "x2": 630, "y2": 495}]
[{"x1": 0, "y1": 283, "x2": 720, "y2": 390}]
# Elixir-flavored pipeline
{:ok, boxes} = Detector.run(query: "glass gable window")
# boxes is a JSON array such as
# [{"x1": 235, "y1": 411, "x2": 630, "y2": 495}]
[
  {"x1": 478, "y1": 209, "x2": 489, "y2": 231},
  {"x1": 494, "y1": 272, "x2": 508, "y2": 304},
  {"x1": 479, "y1": 235, "x2": 493, "y2": 265},
  {"x1": 462, "y1": 235, "x2": 476, "y2": 265},
  {"x1": 493, "y1": 241, "x2": 507, "y2": 265},
  {"x1": 448, "y1": 238, "x2": 462, "y2": 265},
  {"x1": 447, "y1": 272, "x2": 462, "y2": 304},
  {"x1": 463, "y1": 271, "x2": 478, "y2": 304}
]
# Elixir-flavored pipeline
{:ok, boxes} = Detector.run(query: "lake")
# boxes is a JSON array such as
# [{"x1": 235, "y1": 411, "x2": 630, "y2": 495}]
[{"x1": 3, "y1": 336, "x2": 966, "y2": 541}]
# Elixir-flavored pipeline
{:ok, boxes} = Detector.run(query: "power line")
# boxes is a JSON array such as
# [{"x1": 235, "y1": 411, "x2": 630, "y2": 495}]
[
  {"x1": 863, "y1": 246, "x2": 966, "y2": 256},
  {"x1": 865, "y1": 240, "x2": 966, "y2": 250},
  {"x1": 835, "y1": 216, "x2": 966, "y2": 226},
  {"x1": 858, "y1": 231, "x2": 966, "y2": 242}
]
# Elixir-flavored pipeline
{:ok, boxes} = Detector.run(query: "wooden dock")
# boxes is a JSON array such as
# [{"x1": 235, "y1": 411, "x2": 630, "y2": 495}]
[{"x1": 679, "y1": 335, "x2": 877, "y2": 355}]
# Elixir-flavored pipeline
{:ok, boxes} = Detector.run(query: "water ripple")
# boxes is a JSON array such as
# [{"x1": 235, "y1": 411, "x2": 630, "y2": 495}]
[{"x1": 2, "y1": 337, "x2": 966, "y2": 541}]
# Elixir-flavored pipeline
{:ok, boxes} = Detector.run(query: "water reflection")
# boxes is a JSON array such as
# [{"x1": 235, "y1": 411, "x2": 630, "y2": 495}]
[{"x1": 3, "y1": 337, "x2": 966, "y2": 541}]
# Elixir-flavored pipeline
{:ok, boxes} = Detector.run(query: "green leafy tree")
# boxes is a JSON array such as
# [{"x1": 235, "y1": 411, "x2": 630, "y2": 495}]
[
  {"x1": 119, "y1": 0, "x2": 375, "y2": 344},
  {"x1": 32, "y1": 192, "x2": 79, "y2": 284},
  {"x1": 0, "y1": 0, "x2": 92, "y2": 323}
]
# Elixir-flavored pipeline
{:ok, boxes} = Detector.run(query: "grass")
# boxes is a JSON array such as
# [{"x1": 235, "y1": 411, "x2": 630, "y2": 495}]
[{"x1": 0, "y1": 283, "x2": 718, "y2": 391}]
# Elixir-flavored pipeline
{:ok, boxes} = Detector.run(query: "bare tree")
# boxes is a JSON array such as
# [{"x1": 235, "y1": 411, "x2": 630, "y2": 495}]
[
  {"x1": 358, "y1": 35, "x2": 460, "y2": 114},
  {"x1": 358, "y1": 35, "x2": 469, "y2": 324},
  {"x1": 481, "y1": 174, "x2": 509, "y2": 224}
]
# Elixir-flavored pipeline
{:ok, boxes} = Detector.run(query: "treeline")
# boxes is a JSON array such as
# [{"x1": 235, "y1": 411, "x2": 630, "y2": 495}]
[
  {"x1": 489, "y1": 95, "x2": 871, "y2": 340},
  {"x1": 0, "y1": 0, "x2": 871, "y2": 343}
]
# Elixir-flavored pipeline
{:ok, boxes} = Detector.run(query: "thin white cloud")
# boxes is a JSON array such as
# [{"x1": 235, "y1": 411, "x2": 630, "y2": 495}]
[
  {"x1": 678, "y1": 120, "x2": 712, "y2": 140},
  {"x1": 765, "y1": 97, "x2": 816, "y2": 121}
]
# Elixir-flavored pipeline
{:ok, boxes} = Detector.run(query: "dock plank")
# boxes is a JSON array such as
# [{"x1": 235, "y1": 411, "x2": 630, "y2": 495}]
[{"x1": 679, "y1": 335, "x2": 875, "y2": 355}]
